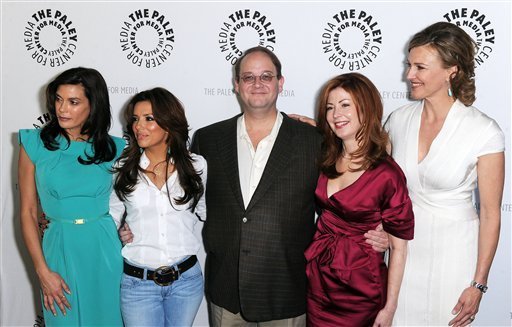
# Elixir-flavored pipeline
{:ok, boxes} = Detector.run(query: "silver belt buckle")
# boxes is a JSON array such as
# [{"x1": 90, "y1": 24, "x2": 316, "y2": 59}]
[{"x1": 153, "y1": 266, "x2": 178, "y2": 286}]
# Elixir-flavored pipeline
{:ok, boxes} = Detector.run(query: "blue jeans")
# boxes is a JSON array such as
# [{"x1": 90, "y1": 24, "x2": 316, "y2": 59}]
[{"x1": 121, "y1": 260, "x2": 204, "y2": 326}]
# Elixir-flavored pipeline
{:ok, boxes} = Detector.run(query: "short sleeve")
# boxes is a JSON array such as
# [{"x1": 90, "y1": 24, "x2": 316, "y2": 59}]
[
  {"x1": 476, "y1": 120, "x2": 505, "y2": 157},
  {"x1": 18, "y1": 129, "x2": 44, "y2": 164},
  {"x1": 111, "y1": 135, "x2": 127, "y2": 159},
  {"x1": 383, "y1": 113, "x2": 393, "y2": 133},
  {"x1": 381, "y1": 162, "x2": 415, "y2": 240}
]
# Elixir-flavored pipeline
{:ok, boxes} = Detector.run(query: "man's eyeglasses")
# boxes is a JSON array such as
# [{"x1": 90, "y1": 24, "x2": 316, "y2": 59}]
[{"x1": 240, "y1": 72, "x2": 276, "y2": 84}]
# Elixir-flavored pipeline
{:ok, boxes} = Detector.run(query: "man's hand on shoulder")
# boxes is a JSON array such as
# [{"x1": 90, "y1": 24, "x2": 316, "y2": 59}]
[{"x1": 288, "y1": 114, "x2": 317, "y2": 127}]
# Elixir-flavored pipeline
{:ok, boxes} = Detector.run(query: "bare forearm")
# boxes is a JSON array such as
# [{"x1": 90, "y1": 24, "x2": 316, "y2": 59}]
[
  {"x1": 19, "y1": 146, "x2": 49, "y2": 275},
  {"x1": 385, "y1": 238, "x2": 408, "y2": 311},
  {"x1": 473, "y1": 208, "x2": 500, "y2": 284},
  {"x1": 473, "y1": 152, "x2": 504, "y2": 285},
  {"x1": 20, "y1": 212, "x2": 49, "y2": 275}
]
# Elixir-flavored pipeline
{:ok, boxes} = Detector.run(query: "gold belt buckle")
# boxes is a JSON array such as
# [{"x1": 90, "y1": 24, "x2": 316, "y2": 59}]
[{"x1": 74, "y1": 218, "x2": 85, "y2": 225}]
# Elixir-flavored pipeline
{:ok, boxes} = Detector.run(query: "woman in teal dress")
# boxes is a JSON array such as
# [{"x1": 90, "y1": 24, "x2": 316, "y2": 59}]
[{"x1": 18, "y1": 67, "x2": 124, "y2": 326}]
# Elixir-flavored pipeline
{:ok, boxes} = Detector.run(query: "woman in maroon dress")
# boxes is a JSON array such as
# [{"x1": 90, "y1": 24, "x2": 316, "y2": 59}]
[{"x1": 305, "y1": 73, "x2": 414, "y2": 326}]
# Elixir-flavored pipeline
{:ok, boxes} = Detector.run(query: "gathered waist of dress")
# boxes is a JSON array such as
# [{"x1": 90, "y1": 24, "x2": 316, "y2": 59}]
[
  {"x1": 319, "y1": 210, "x2": 380, "y2": 234},
  {"x1": 410, "y1": 193, "x2": 477, "y2": 220},
  {"x1": 47, "y1": 212, "x2": 111, "y2": 225}
]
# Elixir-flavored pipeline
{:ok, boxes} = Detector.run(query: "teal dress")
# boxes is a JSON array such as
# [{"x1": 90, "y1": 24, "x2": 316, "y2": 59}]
[{"x1": 19, "y1": 129, "x2": 124, "y2": 326}]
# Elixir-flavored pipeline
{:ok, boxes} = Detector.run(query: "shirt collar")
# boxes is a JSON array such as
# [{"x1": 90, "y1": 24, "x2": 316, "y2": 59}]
[
  {"x1": 237, "y1": 111, "x2": 283, "y2": 141},
  {"x1": 139, "y1": 151, "x2": 150, "y2": 169},
  {"x1": 138, "y1": 150, "x2": 175, "y2": 169}
]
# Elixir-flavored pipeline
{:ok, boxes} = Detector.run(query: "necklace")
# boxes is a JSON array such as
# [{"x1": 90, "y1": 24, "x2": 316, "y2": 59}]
[
  {"x1": 151, "y1": 160, "x2": 170, "y2": 178},
  {"x1": 146, "y1": 160, "x2": 174, "y2": 189}
]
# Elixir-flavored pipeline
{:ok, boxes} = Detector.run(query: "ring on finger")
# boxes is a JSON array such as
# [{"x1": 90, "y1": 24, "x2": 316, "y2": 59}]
[{"x1": 469, "y1": 316, "x2": 475, "y2": 321}]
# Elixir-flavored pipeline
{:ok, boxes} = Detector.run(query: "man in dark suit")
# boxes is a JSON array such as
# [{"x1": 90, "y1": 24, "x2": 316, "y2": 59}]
[
  {"x1": 191, "y1": 47, "x2": 388, "y2": 326},
  {"x1": 191, "y1": 47, "x2": 320, "y2": 326}
]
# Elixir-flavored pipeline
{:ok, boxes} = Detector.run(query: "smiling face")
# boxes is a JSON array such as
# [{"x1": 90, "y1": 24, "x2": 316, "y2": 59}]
[
  {"x1": 325, "y1": 87, "x2": 362, "y2": 148},
  {"x1": 406, "y1": 45, "x2": 457, "y2": 101},
  {"x1": 55, "y1": 84, "x2": 91, "y2": 139},
  {"x1": 132, "y1": 100, "x2": 168, "y2": 152},
  {"x1": 234, "y1": 51, "x2": 284, "y2": 114}
]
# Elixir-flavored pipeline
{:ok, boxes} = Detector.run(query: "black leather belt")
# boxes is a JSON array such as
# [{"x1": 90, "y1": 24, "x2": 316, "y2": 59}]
[{"x1": 123, "y1": 255, "x2": 197, "y2": 286}]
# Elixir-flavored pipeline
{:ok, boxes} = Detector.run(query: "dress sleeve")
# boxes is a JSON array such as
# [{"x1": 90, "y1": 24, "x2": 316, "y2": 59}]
[
  {"x1": 381, "y1": 162, "x2": 415, "y2": 240},
  {"x1": 18, "y1": 129, "x2": 43, "y2": 164},
  {"x1": 112, "y1": 135, "x2": 127, "y2": 159},
  {"x1": 476, "y1": 119, "x2": 505, "y2": 157},
  {"x1": 383, "y1": 112, "x2": 393, "y2": 133},
  {"x1": 109, "y1": 183, "x2": 125, "y2": 229}
]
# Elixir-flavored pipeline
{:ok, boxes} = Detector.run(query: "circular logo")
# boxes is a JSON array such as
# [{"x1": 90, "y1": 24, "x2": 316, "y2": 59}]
[
  {"x1": 23, "y1": 9, "x2": 78, "y2": 67},
  {"x1": 443, "y1": 8, "x2": 495, "y2": 67},
  {"x1": 321, "y1": 9, "x2": 383, "y2": 71},
  {"x1": 119, "y1": 9, "x2": 175, "y2": 68},
  {"x1": 32, "y1": 112, "x2": 52, "y2": 129},
  {"x1": 218, "y1": 9, "x2": 277, "y2": 65}
]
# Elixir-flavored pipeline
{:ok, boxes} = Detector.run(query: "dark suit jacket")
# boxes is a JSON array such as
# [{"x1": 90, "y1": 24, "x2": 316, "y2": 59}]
[{"x1": 191, "y1": 112, "x2": 322, "y2": 322}]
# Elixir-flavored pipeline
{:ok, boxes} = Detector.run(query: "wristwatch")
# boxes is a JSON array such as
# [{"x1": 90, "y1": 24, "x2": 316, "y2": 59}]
[{"x1": 471, "y1": 281, "x2": 488, "y2": 293}]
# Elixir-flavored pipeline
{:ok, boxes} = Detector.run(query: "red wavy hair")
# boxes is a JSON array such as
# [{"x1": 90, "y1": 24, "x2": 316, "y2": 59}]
[{"x1": 316, "y1": 73, "x2": 389, "y2": 178}]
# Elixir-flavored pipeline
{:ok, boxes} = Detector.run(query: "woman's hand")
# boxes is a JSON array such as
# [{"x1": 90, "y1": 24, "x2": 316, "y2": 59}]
[
  {"x1": 373, "y1": 306, "x2": 395, "y2": 327},
  {"x1": 38, "y1": 213, "x2": 50, "y2": 237},
  {"x1": 448, "y1": 287, "x2": 482, "y2": 326},
  {"x1": 38, "y1": 269, "x2": 71, "y2": 316},
  {"x1": 118, "y1": 223, "x2": 134, "y2": 245}
]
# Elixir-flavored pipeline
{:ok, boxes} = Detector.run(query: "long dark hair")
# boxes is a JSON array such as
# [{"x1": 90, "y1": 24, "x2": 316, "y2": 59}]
[
  {"x1": 40, "y1": 67, "x2": 116, "y2": 164},
  {"x1": 317, "y1": 73, "x2": 389, "y2": 178},
  {"x1": 114, "y1": 87, "x2": 204, "y2": 211}
]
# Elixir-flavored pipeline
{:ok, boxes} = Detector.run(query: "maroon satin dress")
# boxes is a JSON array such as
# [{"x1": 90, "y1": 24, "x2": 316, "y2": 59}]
[{"x1": 305, "y1": 157, "x2": 414, "y2": 327}]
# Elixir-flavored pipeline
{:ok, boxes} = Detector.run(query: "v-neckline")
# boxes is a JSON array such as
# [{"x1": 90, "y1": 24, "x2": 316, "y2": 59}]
[
  {"x1": 325, "y1": 169, "x2": 368, "y2": 199},
  {"x1": 143, "y1": 170, "x2": 176, "y2": 191},
  {"x1": 416, "y1": 100, "x2": 457, "y2": 165}
]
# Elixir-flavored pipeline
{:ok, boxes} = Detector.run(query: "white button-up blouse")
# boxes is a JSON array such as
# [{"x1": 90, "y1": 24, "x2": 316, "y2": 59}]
[{"x1": 110, "y1": 151, "x2": 207, "y2": 269}]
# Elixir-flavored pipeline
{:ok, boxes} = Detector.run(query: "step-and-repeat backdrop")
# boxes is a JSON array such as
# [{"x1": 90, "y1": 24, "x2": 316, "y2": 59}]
[{"x1": 1, "y1": 1, "x2": 510, "y2": 326}]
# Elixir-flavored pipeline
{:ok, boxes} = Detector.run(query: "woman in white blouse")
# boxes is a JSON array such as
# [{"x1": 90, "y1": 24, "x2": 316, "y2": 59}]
[{"x1": 110, "y1": 87, "x2": 207, "y2": 326}]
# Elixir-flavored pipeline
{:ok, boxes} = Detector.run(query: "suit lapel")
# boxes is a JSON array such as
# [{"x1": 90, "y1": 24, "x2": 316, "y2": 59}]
[
  {"x1": 216, "y1": 115, "x2": 245, "y2": 211},
  {"x1": 246, "y1": 114, "x2": 295, "y2": 213}
]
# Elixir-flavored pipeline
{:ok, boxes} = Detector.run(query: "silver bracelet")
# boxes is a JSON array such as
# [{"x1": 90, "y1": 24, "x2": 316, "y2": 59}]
[{"x1": 471, "y1": 281, "x2": 488, "y2": 293}]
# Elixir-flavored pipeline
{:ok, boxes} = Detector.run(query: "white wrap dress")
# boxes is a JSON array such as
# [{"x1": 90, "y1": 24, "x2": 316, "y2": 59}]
[{"x1": 385, "y1": 100, "x2": 504, "y2": 326}]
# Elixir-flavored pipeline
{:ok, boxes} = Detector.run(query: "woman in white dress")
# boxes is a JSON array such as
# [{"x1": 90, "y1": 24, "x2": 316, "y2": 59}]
[{"x1": 386, "y1": 22, "x2": 505, "y2": 326}]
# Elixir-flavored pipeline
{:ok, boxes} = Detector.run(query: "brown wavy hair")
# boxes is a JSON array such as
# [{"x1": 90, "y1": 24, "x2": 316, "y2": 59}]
[
  {"x1": 317, "y1": 73, "x2": 389, "y2": 178},
  {"x1": 408, "y1": 21, "x2": 476, "y2": 106}
]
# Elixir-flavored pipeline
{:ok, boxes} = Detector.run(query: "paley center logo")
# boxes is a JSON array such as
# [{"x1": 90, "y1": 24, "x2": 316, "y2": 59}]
[
  {"x1": 218, "y1": 9, "x2": 277, "y2": 65},
  {"x1": 321, "y1": 9, "x2": 383, "y2": 71},
  {"x1": 443, "y1": 8, "x2": 495, "y2": 66},
  {"x1": 23, "y1": 9, "x2": 78, "y2": 67},
  {"x1": 119, "y1": 8, "x2": 175, "y2": 68}
]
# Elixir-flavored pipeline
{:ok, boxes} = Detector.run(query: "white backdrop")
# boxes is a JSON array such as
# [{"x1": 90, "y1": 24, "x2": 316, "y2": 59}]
[{"x1": 1, "y1": 1, "x2": 510, "y2": 326}]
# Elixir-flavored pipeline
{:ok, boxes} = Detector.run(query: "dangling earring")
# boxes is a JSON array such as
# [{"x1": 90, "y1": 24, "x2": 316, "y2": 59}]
[
  {"x1": 139, "y1": 147, "x2": 143, "y2": 154},
  {"x1": 447, "y1": 74, "x2": 454, "y2": 97}
]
